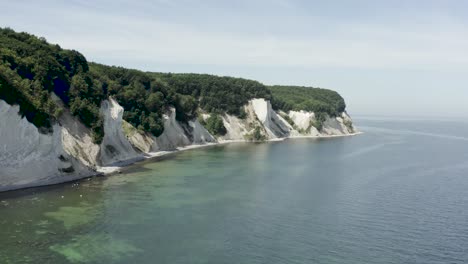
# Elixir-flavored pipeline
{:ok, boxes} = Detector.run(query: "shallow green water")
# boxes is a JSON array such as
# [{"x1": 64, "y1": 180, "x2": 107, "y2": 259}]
[{"x1": 1, "y1": 119, "x2": 468, "y2": 263}]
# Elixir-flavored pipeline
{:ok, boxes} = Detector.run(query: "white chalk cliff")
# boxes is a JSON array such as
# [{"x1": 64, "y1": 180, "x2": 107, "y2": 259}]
[
  {"x1": 0, "y1": 97, "x2": 357, "y2": 191},
  {"x1": 100, "y1": 98, "x2": 143, "y2": 166},
  {"x1": 0, "y1": 100, "x2": 95, "y2": 191}
]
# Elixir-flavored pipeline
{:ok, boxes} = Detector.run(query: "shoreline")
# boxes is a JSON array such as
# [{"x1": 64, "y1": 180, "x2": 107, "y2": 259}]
[
  {"x1": 97, "y1": 131, "x2": 363, "y2": 175},
  {"x1": 0, "y1": 132, "x2": 362, "y2": 194}
]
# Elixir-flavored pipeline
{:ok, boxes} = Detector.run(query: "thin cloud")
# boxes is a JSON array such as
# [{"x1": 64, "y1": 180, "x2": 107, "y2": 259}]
[
  {"x1": 3, "y1": 1, "x2": 467, "y2": 71},
  {"x1": 2, "y1": 0, "x2": 468, "y2": 117}
]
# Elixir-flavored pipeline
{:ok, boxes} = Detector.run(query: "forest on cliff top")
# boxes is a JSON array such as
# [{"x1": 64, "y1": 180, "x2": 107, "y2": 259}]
[{"x1": 0, "y1": 28, "x2": 346, "y2": 142}]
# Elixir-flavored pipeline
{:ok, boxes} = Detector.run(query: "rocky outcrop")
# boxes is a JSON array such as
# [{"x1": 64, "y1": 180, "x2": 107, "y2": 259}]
[
  {"x1": 100, "y1": 99, "x2": 143, "y2": 166},
  {"x1": 218, "y1": 114, "x2": 250, "y2": 141},
  {"x1": 0, "y1": 100, "x2": 95, "y2": 192},
  {"x1": 0, "y1": 97, "x2": 357, "y2": 191},
  {"x1": 122, "y1": 120, "x2": 154, "y2": 153},
  {"x1": 250, "y1": 99, "x2": 292, "y2": 139},
  {"x1": 321, "y1": 112, "x2": 355, "y2": 135},
  {"x1": 151, "y1": 108, "x2": 192, "y2": 151},
  {"x1": 216, "y1": 98, "x2": 356, "y2": 141},
  {"x1": 188, "y1": 119, "x2": 216, "y2": 144},
  {"x1": 287, "y1": 110, "x2": 320, "y2": 136},
  {"x1": 122, "y1": 108, "x2": 217, "y2": 153}
]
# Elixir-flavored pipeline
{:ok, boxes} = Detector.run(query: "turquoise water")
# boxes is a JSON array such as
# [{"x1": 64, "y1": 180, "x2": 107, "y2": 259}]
[{"x1": 1, "y1": 118, "x2": 468, "y2": 263}]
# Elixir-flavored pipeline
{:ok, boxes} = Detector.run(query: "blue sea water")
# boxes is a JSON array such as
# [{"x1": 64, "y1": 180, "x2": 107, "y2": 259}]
[{"x1": 1, "y1": 117, "x2": 468, "y2": 263}]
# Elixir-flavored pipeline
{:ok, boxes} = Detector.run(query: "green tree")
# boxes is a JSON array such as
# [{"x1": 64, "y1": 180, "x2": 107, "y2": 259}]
[
  {"x1": 145, "y1": 92, "x2": 164, "y2": 112},
  {"x1": 204, "y1": 114, "x2": 227, "y2": 136}
]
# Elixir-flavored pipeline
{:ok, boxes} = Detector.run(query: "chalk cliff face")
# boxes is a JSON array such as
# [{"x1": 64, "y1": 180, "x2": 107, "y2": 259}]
[
  {"x1": 0, "y1": 97, "x2": 356, "y2": 191},
  {"x1": 122, "y1": 108, "x2": 216, "y2": 153},
  {"x1": 218, "y1": 98, "x2": 356, "y2": 141},
  {"x1": 288, "y1": 110, "x2": 320, "y2": 136},
  {"x1": 321, "y1": 112, "x2": 355, "y2": 135},
  {"x1": 0, "y1": 101, "x2": 95, "y2": 192},
  {"x1": 250, "y1": 99, "x2": 293, "y2": 139},
  {"x1": 100, "y1": 98, "x2": 143, "y2": 166}
]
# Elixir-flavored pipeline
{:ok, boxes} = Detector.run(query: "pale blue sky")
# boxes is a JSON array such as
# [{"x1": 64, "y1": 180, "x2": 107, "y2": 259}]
[{"x1": 2, "y1": 0, "x2": 468, "y2": 117}]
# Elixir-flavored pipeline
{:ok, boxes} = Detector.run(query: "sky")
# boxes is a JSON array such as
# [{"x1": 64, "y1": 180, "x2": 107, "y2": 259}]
[{"x1": 1, "y1": 0, "x2": 468, "y2": 118}]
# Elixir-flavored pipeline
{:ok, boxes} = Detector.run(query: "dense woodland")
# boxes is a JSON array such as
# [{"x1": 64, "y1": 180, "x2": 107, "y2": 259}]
[
  {"x1": 269, "y1": 85, "x2": 346, "y2": 116},
  {"x1": 0, "y1": 28, "x2": 347, "y2": 141}
]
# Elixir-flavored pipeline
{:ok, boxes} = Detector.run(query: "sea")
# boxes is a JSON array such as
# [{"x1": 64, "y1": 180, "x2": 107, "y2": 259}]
[{"x1": 1, "y1": 117, "x2": 468, "y2": 264}]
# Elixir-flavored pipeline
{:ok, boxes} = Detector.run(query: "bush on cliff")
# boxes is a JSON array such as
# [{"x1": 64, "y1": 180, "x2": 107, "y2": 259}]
[
  {"x1": 203, "y1": 114, "x2": 227, "y2": 136},
  {"x1": 0, "y1": 27, "x2": 348, "y2": 141}
]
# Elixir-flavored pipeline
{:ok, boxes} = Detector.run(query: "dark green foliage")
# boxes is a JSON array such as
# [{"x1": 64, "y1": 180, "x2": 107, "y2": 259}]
[
  {"x1": 69, "y1": 97, "x2": 104, "y2": 143},
  {"x1": 88, "y1": 63, "x2": 168, "y2": 137},
  {"x1": 270, "y1": 85, "x2": 346, "y2": 117},
  {"x1": 0, "y1": 27, "x2": 348, "y2": 142},
  {"x1": 0, "y1": 25, "x2": 169, "y2": 141},
  {"x1": 153, "y1": 73, "x2": 272, "y2": 116},
  {"x1": 0, "y1": 27, "x2": 105, "y2": 142},
  {"x1": 173, "y1": 94, "x2": 197, "y2": 122},
  {"x1": 343, "y1": 119, "x2": 354, "y2": 133},
  {"x1": 0, "y1": 74, "x2": 53, "y2": 132},
  {"x1": 204, "y1": 114, "x2": 227, "y2": 136},
  {"x1": 279, "y1": 113, "x2": 295, "y2": 127},
  {"x1": 252, "y1": 126, "x2": 265, "y2": 141},
  {"x1": 145, "y1": 92, "x2": 165, "y2": 112},
  {"x1": 312, "y1": 112, "x2": 327, "y2": 131},
  {"x1": 244, "y1": 125, "x2": 266, "y2": 141},
  {"x1": 238, "y1": 107, "x2": 247, "y2": 119}
]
